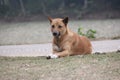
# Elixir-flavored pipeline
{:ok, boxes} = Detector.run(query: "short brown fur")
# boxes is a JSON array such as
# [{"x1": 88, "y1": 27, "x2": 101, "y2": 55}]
[{"x1": 48, "y1": 17, "x2": 92, "y2": 58}]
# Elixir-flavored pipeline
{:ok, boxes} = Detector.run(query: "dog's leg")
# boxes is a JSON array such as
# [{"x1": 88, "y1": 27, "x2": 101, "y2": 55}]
[
  {"x1": 46, "y1": 45, "x2": 60, "y2": 59},
  {"x1": 53, "y1": 44, "x2": 61, "y2": 52},
  {"x1": 56, "y1": 50, "x2": 70, "y2": 57},
  {"x1": 47, "y1": 50, "x2": 70, "y2": 59}
]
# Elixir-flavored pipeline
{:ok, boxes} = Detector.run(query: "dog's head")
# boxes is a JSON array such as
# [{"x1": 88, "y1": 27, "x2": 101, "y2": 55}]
[{"x1": 48, "y1": 17, "x2": 69, "y2": 38}]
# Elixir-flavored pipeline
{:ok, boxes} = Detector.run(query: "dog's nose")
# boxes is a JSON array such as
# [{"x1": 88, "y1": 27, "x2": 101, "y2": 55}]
[
  {"x1": 52, "y1": 31, "x2": 60, "y2": 37},
  {"x1": 53, "y1": 32, "x2": 57, "y2": 36}
]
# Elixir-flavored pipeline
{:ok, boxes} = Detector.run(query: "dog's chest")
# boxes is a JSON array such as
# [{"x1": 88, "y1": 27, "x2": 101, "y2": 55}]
[{"x1": 53, "y1": 44, "x2": 63, "y2": 52}]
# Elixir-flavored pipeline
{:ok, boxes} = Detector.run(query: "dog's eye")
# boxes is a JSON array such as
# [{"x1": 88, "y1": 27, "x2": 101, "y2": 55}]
[
  {"x1": 52, "y1": 25, "x2": 55, "y2": 28},
  {"x1": 58, "y1": 26, "x2": 62, "y2": 28}
]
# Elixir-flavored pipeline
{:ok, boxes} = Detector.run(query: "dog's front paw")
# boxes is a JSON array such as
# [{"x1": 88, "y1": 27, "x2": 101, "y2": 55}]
[{"x1": 46, "y1": 54, "x2": 58, "y2": 59}]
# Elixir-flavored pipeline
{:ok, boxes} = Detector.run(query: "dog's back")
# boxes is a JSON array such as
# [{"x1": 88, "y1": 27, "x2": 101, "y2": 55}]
[{"x1": 69, "y1": 31, "x2": 92, "y2": 55}]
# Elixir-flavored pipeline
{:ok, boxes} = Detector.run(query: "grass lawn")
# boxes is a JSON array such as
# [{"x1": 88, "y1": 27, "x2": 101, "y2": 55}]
[{"x1": 0, "y1": 52, "x2": 120, "y2": 80}]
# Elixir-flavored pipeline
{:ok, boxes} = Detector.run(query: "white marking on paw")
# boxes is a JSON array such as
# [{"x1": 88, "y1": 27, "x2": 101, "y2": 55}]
[{"x1": 49, "y1": 54, "x2": 58, "y2": 59}]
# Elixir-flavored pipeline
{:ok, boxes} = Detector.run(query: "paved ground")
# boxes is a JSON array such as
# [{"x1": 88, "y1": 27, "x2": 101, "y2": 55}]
[{"x1": 0, "y1": 39, "x2": 120, "y2": 57}]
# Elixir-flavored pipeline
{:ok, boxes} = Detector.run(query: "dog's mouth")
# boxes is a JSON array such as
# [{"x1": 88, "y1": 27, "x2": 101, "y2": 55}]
[{"x1": 52, "y1": 32, "x2": 60, "y2": 37}]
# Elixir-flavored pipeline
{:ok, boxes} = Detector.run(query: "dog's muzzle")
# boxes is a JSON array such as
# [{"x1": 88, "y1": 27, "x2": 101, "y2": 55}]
[{"x1": 52, "y1": 31, "x2": 60, "y2": 37}]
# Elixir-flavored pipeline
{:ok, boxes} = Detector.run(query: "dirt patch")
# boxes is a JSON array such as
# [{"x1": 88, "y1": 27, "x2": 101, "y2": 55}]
[{"x1": 0, "y1": 52, "x2": 120, "y2": 80}]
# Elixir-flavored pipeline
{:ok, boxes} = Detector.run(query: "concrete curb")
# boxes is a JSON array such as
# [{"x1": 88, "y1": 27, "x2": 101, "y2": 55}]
[{"x1": 0, "y1": 40, "x2": 120, "y2": 57}]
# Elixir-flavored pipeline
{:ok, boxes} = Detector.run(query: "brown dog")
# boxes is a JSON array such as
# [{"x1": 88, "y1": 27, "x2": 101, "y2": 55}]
[{"x1": 47, "y1": 17, "x2": 92, "y2": 59}]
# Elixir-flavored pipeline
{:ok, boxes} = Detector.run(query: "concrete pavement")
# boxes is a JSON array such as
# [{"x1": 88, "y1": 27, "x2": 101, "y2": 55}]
[{"x1": 0, "y1": 39, "x2": 120, "y2": 57}]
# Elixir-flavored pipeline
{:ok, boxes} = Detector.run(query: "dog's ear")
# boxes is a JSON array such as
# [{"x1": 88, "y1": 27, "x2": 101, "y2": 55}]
[
  {"x1": 48, "y1": 16, "x2": 52, "y2": 23},
  {"x1": 63, "y1": 17, "x2": 69, "y2": 26}
]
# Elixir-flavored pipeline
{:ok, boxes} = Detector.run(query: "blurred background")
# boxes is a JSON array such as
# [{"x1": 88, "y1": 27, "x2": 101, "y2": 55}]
[
  {"x1": 0, "y1": 0, "x2": 120, "y2": 45},
  {"x1": 0, "y1": 0, "x2": 120, "y2": 21}
]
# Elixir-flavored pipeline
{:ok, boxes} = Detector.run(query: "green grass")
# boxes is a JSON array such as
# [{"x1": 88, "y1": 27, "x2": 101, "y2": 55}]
[{"x1": 0, "y1": 52, "x2": 120, "y2": 80}]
